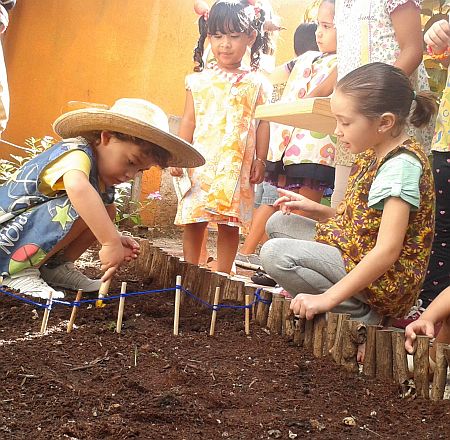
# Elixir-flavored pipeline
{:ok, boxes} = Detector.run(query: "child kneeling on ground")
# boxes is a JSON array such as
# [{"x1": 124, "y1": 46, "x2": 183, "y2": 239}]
[
  {"x1": 260, "y1": 63, "x2": 437, "y2": 325},
  {"x1": 0, "y1": 99, "x2": 204, "y2": 299}
]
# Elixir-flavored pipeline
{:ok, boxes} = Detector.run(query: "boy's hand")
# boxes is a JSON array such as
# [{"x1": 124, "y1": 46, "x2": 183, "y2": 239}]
[
  {"x1": 121, "y1": 234, "x2": 140, "y2": 262},
  {"x1": 169, "y1": 167, "x2": 183, "y2": 177},
  {"x1": 250, "y1": 158, "x2": 266, "y2": 184},
  {"x1": 404, "y1": 319, "x2": 435, "y2": 354},
  {"x1": 290, "y1": 292, "x2": 333, "y2": 320},
  {"x1": 425, "y1": 19, "x2": 450, "y2": 53},
  {"x1": 99, "y1": 240, "x2": 124, "y2": 281}
]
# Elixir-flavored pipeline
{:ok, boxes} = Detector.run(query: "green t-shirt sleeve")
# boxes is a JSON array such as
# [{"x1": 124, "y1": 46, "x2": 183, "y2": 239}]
[{"x1": 368, "y1": 152, "x2": 423, "y2": 211}]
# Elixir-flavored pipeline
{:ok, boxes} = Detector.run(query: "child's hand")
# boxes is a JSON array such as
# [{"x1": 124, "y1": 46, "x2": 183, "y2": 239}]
[
  {"x1": 404, "y1": 319, "x2": 435, "y2": 354},
  {"x1": 169, "y1": 167, "x2": 183, "y2": 177},
  {"x1": 425, "y1": 19, "x2": 450, "y2": 53},
  {"x1": 273, "y1": 188, "x2": 319, "y2": 215},
  {"x1": 290, "y1": 292, "x2": 332, "y2": 320},
  {"x1": 99, "y1": 240, "x2": 125, "y2": 281},
  {"x1": 250, "y1": 158, "x2": 266, "y2": 184},
  {"x1": 120, "y1": 234, "x2": 140, "y2": 262}
]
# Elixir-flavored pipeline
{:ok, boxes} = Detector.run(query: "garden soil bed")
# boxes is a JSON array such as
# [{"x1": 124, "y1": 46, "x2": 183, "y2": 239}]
[{"x1": 1, "y1": 236, "x2": 449, "y2": 439}]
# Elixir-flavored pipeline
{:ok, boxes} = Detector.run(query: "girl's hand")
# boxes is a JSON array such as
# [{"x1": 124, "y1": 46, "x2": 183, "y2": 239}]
[
  {"x1": 424, "y1": 19, "x2": 450, "y2": 53},
  {"x1": 99, "y1": 239, "x2": 125, "y2": 281},
  {"x1": 290, "y1": 292, "x2": 334, "y2": 320},
  {"x1": 169, "y1": 167, "x2": 183, "y2": 177},
  {"x1": 404, "y1": 319, "x2": 435, "y2": 354},
  {"x1": 120, "y1": 234, "x2": 140, "y2": 262},
  {"x1": 250, "y1": 158, "x2": 266, "y2": 184},
  {"x1": 273, "y1": 188, "x2": 319, "y2": 215}
]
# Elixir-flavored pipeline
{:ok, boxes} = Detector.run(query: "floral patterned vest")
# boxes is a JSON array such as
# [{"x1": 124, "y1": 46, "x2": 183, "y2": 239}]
[{"x1": 315, "y1": 140, "x2": 435, "y2": 317}]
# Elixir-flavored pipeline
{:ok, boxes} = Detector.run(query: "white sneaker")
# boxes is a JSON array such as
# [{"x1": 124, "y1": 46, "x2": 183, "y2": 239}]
[
  {"x1": 2, "y1": 268, "x2": 65, "y2": 299},
  {"x1": 40, "y1": 261, "x2": 101, "y2": 292}
]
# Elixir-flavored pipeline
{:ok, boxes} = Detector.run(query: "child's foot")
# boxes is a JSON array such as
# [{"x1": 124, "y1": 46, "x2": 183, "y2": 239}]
[
  {"x1": 234, "y1": 252, "x2": 262, "y2": 270},
  {"x1": 40, "y1": 262, "x2": 101, "y2": 292},
  {"x1": 391, "y1": 299, "x2": 425, "y2": 329},
  {"x1": 2, "y1": 268, "x2": 65, "y2": 299}
]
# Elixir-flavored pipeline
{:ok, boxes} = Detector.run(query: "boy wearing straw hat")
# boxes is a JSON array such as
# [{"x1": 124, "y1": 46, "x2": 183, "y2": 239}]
[{"x1": 0, "y1": 98, "x2": 204, "y2": 299}]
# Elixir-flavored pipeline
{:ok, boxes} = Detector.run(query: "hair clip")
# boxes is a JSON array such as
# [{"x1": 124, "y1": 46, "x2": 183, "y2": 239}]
[{"x1": 194, "y1": 0, "x2": 210, "y2": 20}]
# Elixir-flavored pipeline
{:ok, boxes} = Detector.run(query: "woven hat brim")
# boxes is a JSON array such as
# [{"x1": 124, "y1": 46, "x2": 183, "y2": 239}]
[{"x1": 52, "y1": 109, "x2": 205, "y2": 168}]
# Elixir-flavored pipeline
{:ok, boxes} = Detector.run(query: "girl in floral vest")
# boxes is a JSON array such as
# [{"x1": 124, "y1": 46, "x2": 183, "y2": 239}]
[{"x1": 260, "y1": 62, "x2": 437, "y2": 325}]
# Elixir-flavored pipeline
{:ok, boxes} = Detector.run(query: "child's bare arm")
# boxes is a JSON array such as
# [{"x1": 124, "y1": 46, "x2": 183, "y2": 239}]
[
  {"x1": 306, "y1": 66, "x2": 337, "y2": 98},
  {"x1": 391, "y1": 2, "x2": 424, "y2": 76},
  {"x1": 64, "y1": 169, "x2": 123, "y2": 279},
  {"x1": 291, "y1": 197, "x2": 410, "y2": 318},
  {"x1": 169, "y1": 90, "x2": 196, "y2": 177},
  {"x1": 274, "y1": 188, "x2": 335, "y2": 221},
  {"x1": 250, "y1": 120, "x2": 270, "y2": 184},
  {"x1": 405, "y1": 285, "x2": 450, "y2": 352}
]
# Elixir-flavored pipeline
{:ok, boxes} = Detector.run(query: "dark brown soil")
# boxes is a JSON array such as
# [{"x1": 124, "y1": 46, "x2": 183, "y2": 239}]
[{"x1": 1, "y1": 242, "x2": 449, "y2": 439}]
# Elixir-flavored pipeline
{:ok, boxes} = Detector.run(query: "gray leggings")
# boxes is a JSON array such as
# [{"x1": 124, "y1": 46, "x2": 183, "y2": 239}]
[{"x1": 260, "y1": 211, "x2": 382, "y2": 324}]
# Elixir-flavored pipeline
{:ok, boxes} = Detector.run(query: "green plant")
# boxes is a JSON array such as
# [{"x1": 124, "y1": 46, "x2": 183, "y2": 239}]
[
  {"x1": 114, "y1": 182, "x2": 162, "y2": 226},
  {"x1": 0, "y1": 136, "x2": 55, "y2": 184}
]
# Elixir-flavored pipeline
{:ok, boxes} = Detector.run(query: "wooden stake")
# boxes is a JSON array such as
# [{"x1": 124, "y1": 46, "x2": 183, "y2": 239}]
[
  {"x1": 67, "y1": 289, "x2": 83, "y2": 333},
  {"x1": 293, "y1": 317, "x2": 306, "y2": 346},
  {"x1": 330, "y1": 313, "x2": 350, "y2": 365},
  {"x1": 312, "y1": 314, "x2": 327, "y2": 358},
  {"x1": 341, "y1": 320, "x2": 366, "y2": 372},
  {"x1": 376, "y1": 329, "x2": 393, "y2": 380},
  {"x1": 413, "y1": 335, "x2": 430, "y2": 399},
  {"x1": 173, "y1": 275, "x2": 182, "y2": 336},
  {"x1": 40, "y1": 291, "x2": 53, "y2": 334},
  {"x1": 304, "y1": 318, "x2": 314, "y2": 350},
  {"x1": 96, "y1": 278, "x2": 111, "y2": 308},
  {"x1": 268, "y1": 293, "x2": 284, "y2": 335},
  {"x1": 255, "y1": 289, "x2": 272, "y2": 327},
  {"x1": 326, "y1": 312, "x2": 339, "y2": 356},
  {"x1": 391, "y1": 330, "x2": 409, "y2": 386},
  {"x1": 363, "y1": 325, "x2": 382, "y2": 377},
  {"x1": 209, "y1": 286, "x2": 221, "y2": 336},
  {"x1": 431, "y1": 343, "x2": 450, "y2": 400},
  {"x1": 244, "y1": 294, "x2": 250, "y2": 335},
  {"x1": 282, "y1": 298, "x2": 294, "y2": 337},
  {"x1": 116, "y1": 282, "x2": 127, "y2": 334}
]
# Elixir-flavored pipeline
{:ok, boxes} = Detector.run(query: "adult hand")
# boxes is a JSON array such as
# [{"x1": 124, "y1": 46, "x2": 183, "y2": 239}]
[
  {"x1": 290, "y1": 292, "x2": 333, "y2": 320},
  {"x1": 273, "y1": 188, "x2": 319, "y2": 215},
  {"x1": 99, "y1": 240, "x2": 124, "y2": 281},
  {"x1": 404, "y1": 319, "x2": 435, "y2": 354},
  {"x1": 169, "y1": 167, "x2": 183, "y2": 177},
  {"x1": 424, "y1": 19, "x2": 450, "y2": 53}
]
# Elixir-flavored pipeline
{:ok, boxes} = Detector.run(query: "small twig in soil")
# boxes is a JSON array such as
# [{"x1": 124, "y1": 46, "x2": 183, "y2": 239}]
[
  {"x1": 360, "y1": 425, "x2": 381, "y2": 437},
  {"x1": 70, "y1": 352, "x2": 109, "y2": 371}
]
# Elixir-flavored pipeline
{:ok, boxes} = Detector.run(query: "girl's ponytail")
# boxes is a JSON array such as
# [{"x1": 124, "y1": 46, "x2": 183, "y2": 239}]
[
  {"x1": 193, "y1": 15, "x2": 208, "y2": 72},
  {"x1": 249, "y1": 7, "x2": 266, "y2": 70},
  {"x1": 410, "y1": 91, "x2": 438, "y2": 128}
]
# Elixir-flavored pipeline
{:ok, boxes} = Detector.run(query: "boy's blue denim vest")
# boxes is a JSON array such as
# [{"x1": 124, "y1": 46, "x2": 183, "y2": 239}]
[{"x1": 0, "y1": 137, "x2": 114, "y2": 276}]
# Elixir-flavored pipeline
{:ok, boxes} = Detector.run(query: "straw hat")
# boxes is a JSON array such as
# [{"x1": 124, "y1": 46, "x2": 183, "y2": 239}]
[{"x1": 53, "y1": 98, "x2": 205, "y2": 168}]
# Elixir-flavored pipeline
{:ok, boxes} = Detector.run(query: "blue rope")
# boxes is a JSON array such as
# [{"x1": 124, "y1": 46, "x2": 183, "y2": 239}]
[
  {"x1": 0, "y1": 283, "x2": 272, "y2": 314},
  {"x1": 0, "y1": 287, "x2": 48, "y2": 309}
]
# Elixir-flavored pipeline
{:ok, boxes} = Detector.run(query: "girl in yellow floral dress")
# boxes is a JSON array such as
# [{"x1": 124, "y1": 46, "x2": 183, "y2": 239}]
[
  {"x1": 170, "y1": 0, "x2": 272, "y2": 274},
  {"x1": 261, "y1": 63, "x2": 437, "y2": 326}
]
